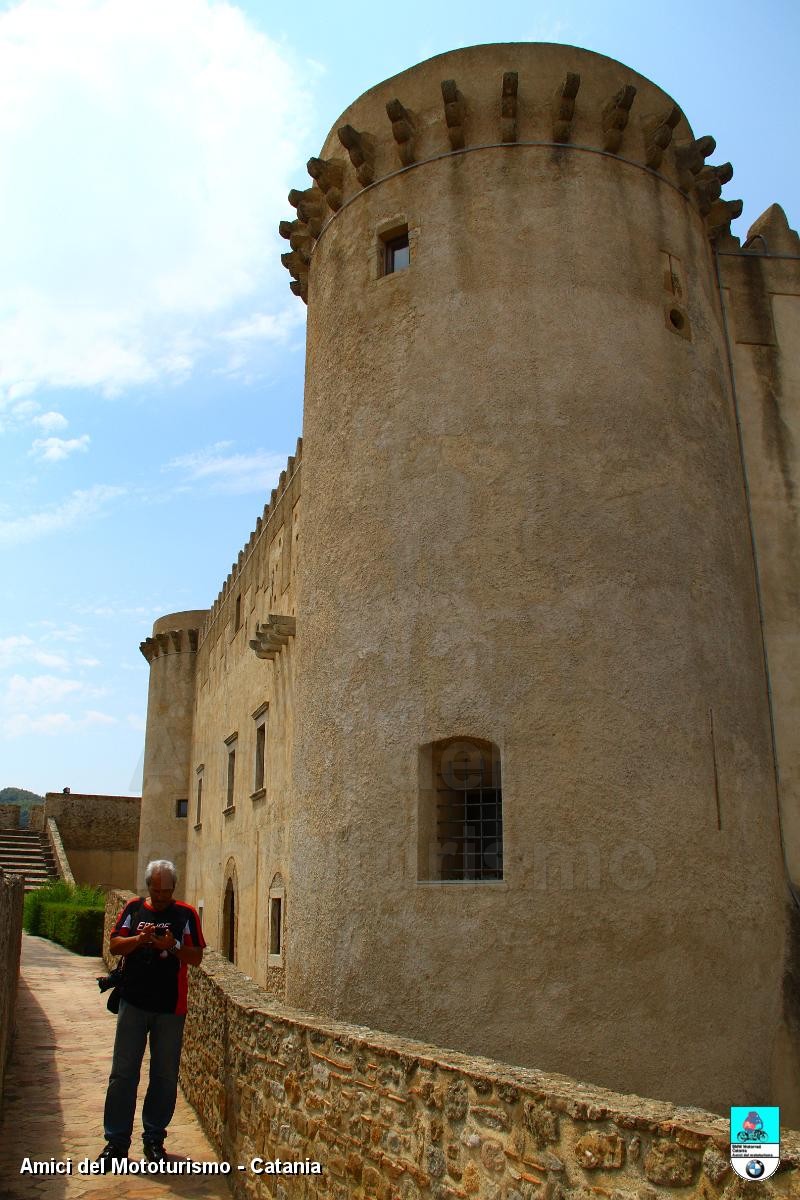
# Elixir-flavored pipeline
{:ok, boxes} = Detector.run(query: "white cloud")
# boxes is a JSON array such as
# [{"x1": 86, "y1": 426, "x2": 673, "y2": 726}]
[
  {"x1": 219, "y1": 308, "x2": 303, "y2": 344},
  {"x1": 0, "y1": 0, "x2": 314, "y2": 400},
  {"x1": 32, "y1": 410, "x2": 68, "y2": 432},
  {"x1": 166, "y1": 442, "x2": 289, "y2": 495},
  {"x1": 3, "y1": 673, "x2": 85, "y2": 709},
  {"x1": 4, "y1": 709, "x2": 117, "y2": 737},
  {"x1": 0, "y1": 483, "x2": 124, "y2": 545},
  {"x1": 0, "y1": 672, "x2": 112, "y2": 738},
  {"x1": 30, "y1": 433, "x2": 90, "y2": 462},
  {"x1": 0, "y1": 635, "x2": 69, "y2": 670}
]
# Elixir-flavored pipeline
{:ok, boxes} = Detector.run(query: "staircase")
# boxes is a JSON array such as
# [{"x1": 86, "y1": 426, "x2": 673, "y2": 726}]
[{"x1": 0, "y1": 829, "x2": 59, "y2": 892}]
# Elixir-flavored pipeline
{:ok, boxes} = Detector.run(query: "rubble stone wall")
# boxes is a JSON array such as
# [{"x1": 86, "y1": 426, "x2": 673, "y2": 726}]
[
  {"x1": 102, "y1": 892, "x2": 800, "y2": 1200},
  {"x1": 0, "y1": 806, "x2": 20, "y2": 830},
  {"x1": 0, "y1": 869, "x2": 24, "y2": 1117}
]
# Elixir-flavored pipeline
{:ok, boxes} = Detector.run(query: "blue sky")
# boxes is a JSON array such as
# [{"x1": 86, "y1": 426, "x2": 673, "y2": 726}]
[{"x1": 1, "y1": 0, "x2": 797, "y2": 796}]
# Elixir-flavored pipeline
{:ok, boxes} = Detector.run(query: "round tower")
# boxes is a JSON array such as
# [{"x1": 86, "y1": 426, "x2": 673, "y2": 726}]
[
  {"x1": 137, "y1": 610, "x2": 208, "y2": 893},
  {"x1": 284, "y1": 43, "x2": 790, "y2": 1112}
]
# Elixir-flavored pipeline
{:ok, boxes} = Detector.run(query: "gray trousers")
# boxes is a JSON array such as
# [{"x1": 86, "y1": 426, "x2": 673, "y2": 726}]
[{"x1": 103, "y1": 998, "x2": 186, "y2": 1145}]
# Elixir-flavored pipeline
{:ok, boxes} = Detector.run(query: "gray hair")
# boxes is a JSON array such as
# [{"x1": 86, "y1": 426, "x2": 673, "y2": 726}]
[{"x1": 145, "y1": 859, "x2": 177, "y2": 887}]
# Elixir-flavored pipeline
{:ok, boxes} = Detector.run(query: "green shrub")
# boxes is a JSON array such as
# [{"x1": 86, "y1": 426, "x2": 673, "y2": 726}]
[
  {"x1": 38, "y1": 902, "x2": 104, "y2": 955},
  {"x1": 23, "y1": 879, "x2": 106, "y2": 954}
]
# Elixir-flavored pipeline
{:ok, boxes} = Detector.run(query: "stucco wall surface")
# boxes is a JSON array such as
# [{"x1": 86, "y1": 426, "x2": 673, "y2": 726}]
[
  {"x1": 172, "y1": 930, "x2": 800, "y2": 1200},
  {"x1": 290, "y1": 41, "x2": 790, "y2": 1116},
  {"x1": 137, "y1": 611, "x2": 208, "y2": 891},
  {"x1": 0, "y1": 869, "x2": 24, "y2": 1118},
  {"x1": 185, "y1": 449, "x2": 300, "y2": 990}
]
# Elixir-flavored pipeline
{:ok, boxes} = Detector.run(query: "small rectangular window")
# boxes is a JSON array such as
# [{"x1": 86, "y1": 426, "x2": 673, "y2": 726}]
[
  {"x1": 255, "y1": 722, "x2": 266, "y2": 791},
  {"x1": 195, "y1": 767, "x2": 204, "y2": 827},
  {"x1": 234, "y1": 594, "x2": 242, "y2": 631},
  {"x1": 175, "y1": 797, "x2": 188, "y2": 819},
  {"x1": 269, "y1": 896, "x2": 282, "y2": 956},
  {"x1": 384, "y1": 230, "x2": 410, "y2": 275},
  {"x1": 226, "y1": 748, "x2": 236, "y2": 807}
]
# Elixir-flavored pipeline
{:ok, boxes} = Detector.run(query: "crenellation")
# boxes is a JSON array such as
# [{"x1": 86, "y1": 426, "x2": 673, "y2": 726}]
[
  {"x1": 600, "y1": 83, "x2": 636, "y2": 152},
  {"x1": 386, "y1": 97, "x2": 416, "y2": 165},
  {"x1": 500, "y1": 71, "x2": 518, "y2": 143},
  {"x1": 337, "y1": 123, "x2": 376, "y2": 186},
  {"x1": 551, "y1": 70, "x2": 580, "y2": 142},
  {"x1": 744, "y1": 202, "x2": 800, "y2": 254},
  {"x1": 441, "y1": 78, "x2": 466, "y2": 149}
]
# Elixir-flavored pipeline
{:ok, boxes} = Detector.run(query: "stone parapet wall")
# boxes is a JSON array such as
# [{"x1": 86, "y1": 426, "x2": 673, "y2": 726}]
[
  {"x1": 28, "y1": 806, "x2": 45, "y2": 832},
  {"x1": 164, "y1": 914, "x2": 800, "y2": 1200},
  {"x1": 46, "y1": 818, "x2": 75, "y2": 886},
  {"x1": 0, "y1": 869, "x2": 24, "y2": 1118},
  {"x1": 44, "y1": 793, "x2": 140, "y2": 850},
  {"x1": 0, "y1": 806, "x2": 20, "y2": 830}
]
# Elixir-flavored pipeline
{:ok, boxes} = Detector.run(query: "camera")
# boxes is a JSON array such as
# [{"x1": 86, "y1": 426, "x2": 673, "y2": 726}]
[
  {"x1": 97, "y1": 966, "x2": 123, "y2": 993},
  {"x1": 154, "y1": 924, "x2": 171, "y2": 938}
]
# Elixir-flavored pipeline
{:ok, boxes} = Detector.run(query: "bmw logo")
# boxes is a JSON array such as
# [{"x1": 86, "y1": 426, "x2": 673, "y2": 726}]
[{"x1": 746, "y1": 1161, "x2": 765, "y2": 1179}]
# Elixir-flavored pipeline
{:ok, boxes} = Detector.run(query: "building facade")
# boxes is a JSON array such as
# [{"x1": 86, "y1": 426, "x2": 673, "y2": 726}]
[{"x1": 137, "y1": 43, "x2": 800, "y2": 1120}]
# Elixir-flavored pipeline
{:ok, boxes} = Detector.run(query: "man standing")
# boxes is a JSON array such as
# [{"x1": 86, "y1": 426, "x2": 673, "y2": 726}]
[{"x1": 98, "y1": 859, "x2": 205, "y2": 1165}]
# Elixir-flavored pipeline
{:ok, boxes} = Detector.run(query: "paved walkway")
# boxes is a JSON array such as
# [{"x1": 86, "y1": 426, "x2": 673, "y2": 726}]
[{"x1": 0, "y1": 934, "x2": 231, "y2": 1200}]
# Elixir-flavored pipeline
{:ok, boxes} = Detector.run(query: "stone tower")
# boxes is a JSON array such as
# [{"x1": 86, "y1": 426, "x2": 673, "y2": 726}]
[
  {"x1": 279, "y1": 43, "x2": 799, "y2": 1113},
  {"x1": 137, "y1": 610, "x2": 208, "y2": 891}
]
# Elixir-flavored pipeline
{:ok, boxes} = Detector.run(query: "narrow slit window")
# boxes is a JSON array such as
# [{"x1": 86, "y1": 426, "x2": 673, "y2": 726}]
[
  {"x1": 234, "y1": 594, "x2": 242, "y2": 631},
  {"x1": 384, "y1": 230, "x2": 410, "y2": 275},
  {"x1": 175, "y1": 797, "x2": 188, "y2": 819},
  {"x1": 270, "y1": 896, "x2": 282, "y2": 956},
  {"x1": 195, "y1": 773, "x2": 203, "y2": 825}
]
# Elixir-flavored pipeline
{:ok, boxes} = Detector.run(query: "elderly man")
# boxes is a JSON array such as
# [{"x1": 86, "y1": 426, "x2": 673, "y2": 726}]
[{"x1": 98, "y1": 859, "x2": 205, "y2": 1166}]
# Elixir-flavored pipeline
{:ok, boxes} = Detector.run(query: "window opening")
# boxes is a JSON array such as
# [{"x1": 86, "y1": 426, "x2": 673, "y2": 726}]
[
  {"x1": 175, "y1": 797, "x2": 188, "y2": 819},
  {"x1": 195, "y1": 772, "x2": 203, "y2": 825},
  {"x1": 270, "y1": 896, "x2": 282, "y2": 956},
  {"x1": 419, "y1": 738, "x2": 503, "y2": 881},
  {"x1": 384, "y1": 230, "x2": 410, "y2": 275},
  {"x1": 235, "y1": 594, "x2": 242, "y2": 631},
  {"x1": 222, "y1": 878, "x2": 236, "y2": 963}
]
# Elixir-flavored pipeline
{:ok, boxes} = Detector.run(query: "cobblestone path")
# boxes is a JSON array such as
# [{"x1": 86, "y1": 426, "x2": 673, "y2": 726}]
[{"x1": 0, "y1": 934, "x2": 231, "y2": 1200}]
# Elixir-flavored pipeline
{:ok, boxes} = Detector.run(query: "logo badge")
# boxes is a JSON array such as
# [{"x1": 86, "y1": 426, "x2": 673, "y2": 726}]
[{"x1": 730, "y1": 1107, "x2": 780, "y2": 1180}]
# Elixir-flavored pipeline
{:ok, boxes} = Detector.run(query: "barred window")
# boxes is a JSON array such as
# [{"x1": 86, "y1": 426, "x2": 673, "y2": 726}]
[{"x1": 418, "y1": 737, "x2": 503, "y2": 881}]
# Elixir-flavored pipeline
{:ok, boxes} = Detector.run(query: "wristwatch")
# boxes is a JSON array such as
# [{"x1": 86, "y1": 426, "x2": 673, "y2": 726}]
[{"x1": 168, "y1": 938, "x2": 181, "y2": 956}]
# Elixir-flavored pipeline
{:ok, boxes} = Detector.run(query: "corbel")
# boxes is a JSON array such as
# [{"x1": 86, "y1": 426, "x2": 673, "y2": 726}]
[
  {"x1": 601, "y1": 84, "x2": 636, "y2": 153},
  {"x1": 644, "y1": 105, "x2": 681, "y2": 169},
  {"x1": 552, "y1": 71, "x2": 580, "y2": 143},
  {"x1": 287, "y1": 187, "x2": 326, "y2": 237},
  {"x1": 306, "y1": 157, "x2": 345, "y2": 212},
  {"x1": 337, "y1": 125, "x2": 375, "y2": 187},
  {"x1": 386, "y1": 98, "x2": 416, "y2": 166},
  {"x1": 501, "y1": 72, "x2": 518, "y2": 144},
  {"x1": 441, "y1": 79, "x2": 465, "y2": 150}
]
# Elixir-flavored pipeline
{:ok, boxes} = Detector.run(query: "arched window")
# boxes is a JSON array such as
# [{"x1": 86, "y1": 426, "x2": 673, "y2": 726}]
[
  {"x1": 418, "y1": 737, "x2": 503, "y2": 881},
  {"x1": 221, "y1": 863, "x2": 238, "y2": 963}
]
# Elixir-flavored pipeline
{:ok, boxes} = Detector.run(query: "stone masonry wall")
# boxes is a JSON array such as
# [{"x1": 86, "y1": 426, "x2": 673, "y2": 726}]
[
  {"x1": 103, "y1": 895, "x2": 799, "y2": 1200},
  {"x1": 0, "y1": 806, "x2": 20, "y2": 830},
  {"x1": 0, "y1": 869, "x2": 24, "y2": 1119},
  {"x1": 44, "y1": 793, "x2": 140, "y2": 849}
]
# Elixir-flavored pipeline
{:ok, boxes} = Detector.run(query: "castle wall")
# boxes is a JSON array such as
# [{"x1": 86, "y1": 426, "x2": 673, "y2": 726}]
[
  {"x1": 287, "y1": 43, "x2": 790, "y2": 1115},
  {"x1": 0, "y1": 806, "x2": 20, "y2": 830},
  {"x1": 0, "y1": 869, "x2": 24, "y2": 1121},
  {"x1": 716, "y1": 217, "x2": 800, "y2": 1115},
  {"x1": 43, "y1": 791, "x2": 140, "y2": 889},
  {"x1": 184, "y1": 446, "x2": 301, "y2": 989}
]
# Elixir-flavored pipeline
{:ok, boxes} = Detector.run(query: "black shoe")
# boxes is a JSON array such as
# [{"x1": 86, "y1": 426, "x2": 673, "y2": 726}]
[
  {"x1": 142, "y1": 1137, "x2": 167, "y2": 1164},
  {"x1": 96, "y1": 1142, "x2": 128, "y2": 1167}
]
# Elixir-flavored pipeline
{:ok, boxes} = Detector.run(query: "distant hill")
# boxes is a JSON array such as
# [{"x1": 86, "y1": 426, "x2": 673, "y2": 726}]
[{"x1": 0, "y1": 787, "x2": 44, "y2": 808}]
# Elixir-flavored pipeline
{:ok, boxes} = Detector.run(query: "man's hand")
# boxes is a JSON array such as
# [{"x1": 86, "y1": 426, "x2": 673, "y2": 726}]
[{"x1": 150, "y1": 930, "x2": 175, "y2": 952}]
